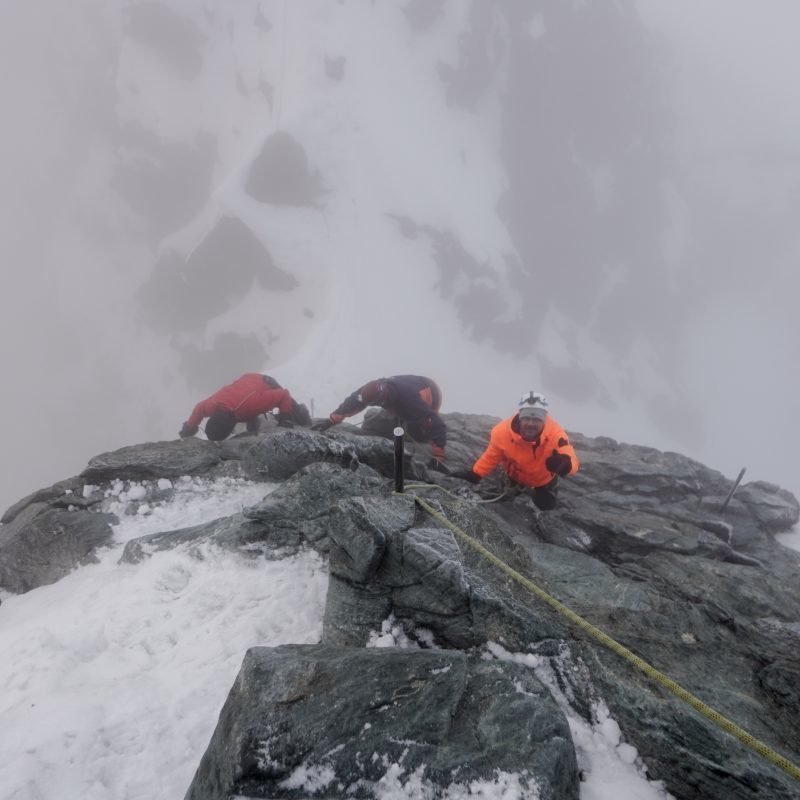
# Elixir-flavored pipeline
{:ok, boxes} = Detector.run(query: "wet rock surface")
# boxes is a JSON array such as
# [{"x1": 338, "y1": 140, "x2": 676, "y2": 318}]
[
  {"x1": 3, "y1": 415, "x2": 799, "y2": 798},
  {"x1": 185, "y1": 645, "x2": 578, "y2": 800}
]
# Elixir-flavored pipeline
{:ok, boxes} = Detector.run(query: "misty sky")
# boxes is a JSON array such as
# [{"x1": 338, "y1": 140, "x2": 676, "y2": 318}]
[{"x1": 1, "y1": 0, "x2": 799, "y2": 513}]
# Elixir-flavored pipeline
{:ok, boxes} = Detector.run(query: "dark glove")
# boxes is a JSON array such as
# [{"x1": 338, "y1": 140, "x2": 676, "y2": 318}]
[
  {"x1": 453, "y1": 468, "x2": 482, "y2": 484},
  {"x1": 311, "y1": 418, "x2": 334, "y2": 432},
  {"x1": 179, "y1": 423, "x2": 198, "y2": 438},
  {"x1": 292, "y1": 402, "x2": 312, "y2": 427},
  {"x1": 545, "y1": 450, "x2": 572, "y2": 477},
  {"x1": 276, "y1": 413, "x2": 295, "y2": 428}
]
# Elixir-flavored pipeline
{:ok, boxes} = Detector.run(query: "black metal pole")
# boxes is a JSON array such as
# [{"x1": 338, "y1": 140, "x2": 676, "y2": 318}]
[
  {"x1": 393, "y1": 426, "x2": 405, "y2": 493},
  {"x1": 720, "y1": 467, "x2": 746, "y2": 513}
]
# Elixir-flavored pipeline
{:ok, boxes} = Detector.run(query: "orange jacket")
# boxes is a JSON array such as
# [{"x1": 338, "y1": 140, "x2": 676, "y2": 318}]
[{"x1": 472, "y1": 414, "x2": 579, "y2": 488}]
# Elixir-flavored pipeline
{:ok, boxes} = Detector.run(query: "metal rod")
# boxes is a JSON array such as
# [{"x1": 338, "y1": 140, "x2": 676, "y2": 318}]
[
  {"x1": 393, "y1": 426, "x2": 405, "y2": 493},
  {"x1": 720, "y1": 467, "x2": 746, "y2": 513}
]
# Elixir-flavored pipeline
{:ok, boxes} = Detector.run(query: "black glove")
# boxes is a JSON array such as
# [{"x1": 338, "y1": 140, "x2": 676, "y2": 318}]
[
  {"x1": 276, "y1": 413, "x2": 295, "y2": 428},
  {"x1": 179, "y1": 423, "x2": 198, "y2": 438},
  {"x1": 311, "y1": 418, "x2": 334, "y2": 432},
  {"x1": 545, "y1": 450, "x2": 572, "y2": 477},
  {"x1": 453, "y1": 468, "x2": 482, "y2": 484}
]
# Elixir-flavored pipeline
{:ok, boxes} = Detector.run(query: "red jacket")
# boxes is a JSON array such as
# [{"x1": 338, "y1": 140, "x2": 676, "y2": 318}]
[
  {"x1": 186, "y1": 373, "x2": 293, "y2": 427},
  {"x1": 473, "y1": 414, "x2": 579, "y2": 488}
]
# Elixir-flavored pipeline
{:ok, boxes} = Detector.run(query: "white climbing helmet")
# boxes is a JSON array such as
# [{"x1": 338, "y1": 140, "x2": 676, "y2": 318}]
[{"x1": 518, "y1": 391, "x2": 549, "y2": 420}]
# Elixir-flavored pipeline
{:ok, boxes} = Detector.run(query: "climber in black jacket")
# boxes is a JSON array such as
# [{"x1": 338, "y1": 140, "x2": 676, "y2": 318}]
[{"x1": 312, "y1": 375, "x2": 447, "y2": 463}]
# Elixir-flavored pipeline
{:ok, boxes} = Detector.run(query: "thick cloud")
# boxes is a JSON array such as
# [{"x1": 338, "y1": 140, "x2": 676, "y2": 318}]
[{"x1": 1, "y1": 1, "x2": 798, "y2": 512}]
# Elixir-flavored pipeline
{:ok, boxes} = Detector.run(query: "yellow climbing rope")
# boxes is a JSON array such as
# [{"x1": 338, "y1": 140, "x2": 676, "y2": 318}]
[{"x1": 410, "y1": 492, "x2": 800, "y2": 784}]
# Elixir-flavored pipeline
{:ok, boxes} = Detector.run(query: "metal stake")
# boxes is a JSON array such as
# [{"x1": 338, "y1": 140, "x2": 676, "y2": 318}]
[
  {"x1": 394, "y1": 426, "x2": 405, "y2": 493},
  {"x1": 720, "y1": 467, "x2": 746, "y2": 513}
]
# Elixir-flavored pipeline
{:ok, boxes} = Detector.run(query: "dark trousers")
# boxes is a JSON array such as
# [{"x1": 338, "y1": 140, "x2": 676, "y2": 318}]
[
  {"x1": 530, "y1": 479, "x2": 559, "y2": 510},
  {"x1": 507, "y1": 476, "x2": 559, "y2": 510}
]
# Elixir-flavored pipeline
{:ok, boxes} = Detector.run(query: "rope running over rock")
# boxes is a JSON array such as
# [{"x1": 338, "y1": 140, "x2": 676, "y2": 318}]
[{"x1": 409, "y1": 492, "x2": 800, "y2": 785}]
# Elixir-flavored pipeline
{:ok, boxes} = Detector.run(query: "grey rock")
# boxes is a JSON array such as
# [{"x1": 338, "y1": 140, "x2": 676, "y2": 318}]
[
  {"x1": 81, "y1": 439, "x2": 226, "y2": 482},
  {"x1": 243, "y1": 429, "x2": 361, "y2": 481},
  {"x1": 560, "y1": 641, "x2": 800, "y2": 800},
  {"x1": 119, "y1": 511, "x2": 266, "y2": 565},
  {"x1": 243, "y1": 461, "x2": 385, "y2": 522},
  {"x1": 243, "y1": 428, "x2": 429, "y2": 482},
  {"x1": 0, "y1": 507, "x2": 116, "y2": 593},
  {"x1": 121, "y1": 463, "x2": 389, "y2": 564},
  {"x1": 1, "y1": 476, "x2": 85, "y2": 524},
  {"x1": 321, "y1": 493, "x2": 566, "y2": 651},
  {"x1": 735, "y1": 481, "x2": 800, "y2": 532},
  {"x1": 184, "y1": 645, "x2": 578, "y2": 800},
  {"x1": 328, "y1": 495, "x2": 416, "y2": 584},
  {"x1": 322, "y1": 577, "x2": 393, "y2": 647},
  {"x1": 314, "y1": 475, "x2": 800, "y2": 799},
  {"x1": 534, "y1": 505, "x2": 760, "y2": 565}
]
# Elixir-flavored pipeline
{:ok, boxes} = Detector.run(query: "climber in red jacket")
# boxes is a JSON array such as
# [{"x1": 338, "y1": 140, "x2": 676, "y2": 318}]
[{"x1": 179, "y1": 373, "x2": 308, "y2": 441}]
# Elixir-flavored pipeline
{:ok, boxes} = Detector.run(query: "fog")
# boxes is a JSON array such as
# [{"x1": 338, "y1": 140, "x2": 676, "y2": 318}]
[{"x1": 1, "y1": 0, "x2": 799, "y2": 514}]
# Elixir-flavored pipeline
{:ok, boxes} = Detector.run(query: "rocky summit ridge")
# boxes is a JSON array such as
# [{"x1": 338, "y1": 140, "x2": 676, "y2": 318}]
[{"x1": 1, "y1": 413, "x2": 799, "y2": 799}]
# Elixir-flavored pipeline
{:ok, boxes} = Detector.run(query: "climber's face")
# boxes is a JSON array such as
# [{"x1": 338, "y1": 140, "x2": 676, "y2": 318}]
[{"x1": 519, "y1": 415, "x2": 545, "y2": 442}]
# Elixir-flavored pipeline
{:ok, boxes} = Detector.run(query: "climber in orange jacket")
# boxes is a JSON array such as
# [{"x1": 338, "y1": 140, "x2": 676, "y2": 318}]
[
  {"x1": 179, "y1": 373, "x2": 308, "y2": 441},
  {"x1": 456, "y1": 391, "x2": 579, "y2": 510}
]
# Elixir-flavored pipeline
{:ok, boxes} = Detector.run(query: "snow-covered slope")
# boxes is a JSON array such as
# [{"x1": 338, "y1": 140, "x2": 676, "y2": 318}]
[{"x1": 0, "y1": 478, "x2": 328, "y2": 799}]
